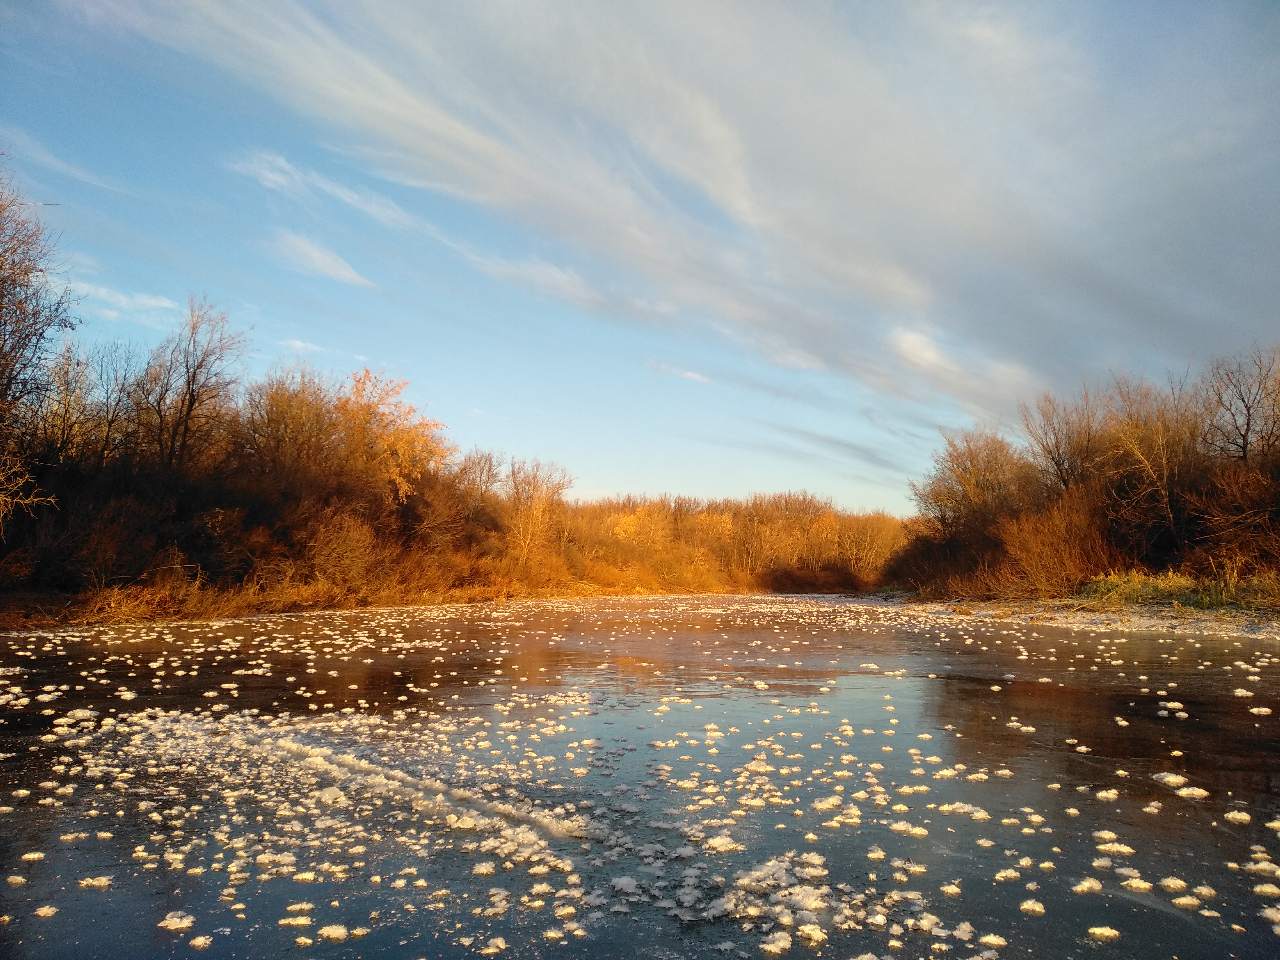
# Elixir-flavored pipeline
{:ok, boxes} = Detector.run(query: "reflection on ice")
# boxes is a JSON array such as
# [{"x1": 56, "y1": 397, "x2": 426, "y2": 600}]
[{"x1": 0, "y1": 596, "x2": 1277, "y2": 958}]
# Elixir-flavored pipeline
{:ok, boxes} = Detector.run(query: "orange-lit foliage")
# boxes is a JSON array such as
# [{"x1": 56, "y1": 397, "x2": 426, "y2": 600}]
[
  {"x1": 562, "y1": 494, "x2": 904, "y2": 595},
  {"x1": 6, "y1": 172, "x2": 1278, "y2": 619},
  {"x1": 894, "y1": 346, "x2": 1280, "y2": 603},
  {"x1": 0, "y1": 188, "x2": 905, "y2": 620},
  {"x1": 336, "y1": 369, "x2": 452, "y2": 506}
]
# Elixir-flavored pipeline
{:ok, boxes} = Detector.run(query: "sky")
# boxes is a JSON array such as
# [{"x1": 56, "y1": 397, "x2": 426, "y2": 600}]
[{"x1": 2, "y1": 1, "x2": 1278, "y2": 513}]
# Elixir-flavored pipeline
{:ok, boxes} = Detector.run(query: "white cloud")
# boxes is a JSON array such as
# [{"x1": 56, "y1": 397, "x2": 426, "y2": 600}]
[
  {"x1": 65, "y1": 280, "x2": 179, "y2": 312},
  {"x1": 231, "y1": 150, "x2": 414, "y2": 227},
  {"x1": 61, "y1": 279, "x2": 180, "y2": 329},
  {"x1": 0, "y1": 124, "x2": 122, "y2": 192},
  {"x1": 889, "y1": 325, "x2": 1031, "y2": 417},
  {"x1": 468, "y1": 254, "x2": 602, "y2": 309},
  {"x1": 889, "y1": 327, "x2": 954, "y2": 376},
  {"x1": 280, "y1": 337, "x2": 325, "y2": 353},
  {"x1": 652, "y1": 362, "x2": 711, "y2": 384},
  {"x1": 234, "y1": 149, "x2": 609, "y2": 309},
  {"x1": 80, "y1": 1, "x2": 1280, "y2": 421},
  {"x1": 272, "y1": 230, "x2": 373, "y2": 287},
  {"x1": 62, "y1": 251, "x2": 102, "y2": 275}
]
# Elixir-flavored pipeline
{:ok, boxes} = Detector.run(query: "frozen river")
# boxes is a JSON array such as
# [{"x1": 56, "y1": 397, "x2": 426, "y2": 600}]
[{"x1": 0, "y1": 596, "x2": 1277, "y2": 959}]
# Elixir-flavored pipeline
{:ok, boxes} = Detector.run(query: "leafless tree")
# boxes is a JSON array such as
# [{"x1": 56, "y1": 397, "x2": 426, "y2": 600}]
[
  {"x1": 0, "y1": 174, "x2": 74, "y2": 533},
  {"x1": 22, "y1": 340, "x2": 92, "y2": 464},
  {"x1": 0, "y1": 175, "x2": 75, "y2": 419},
  {"x1": 1021, "y1": 389, "x2": 1104, "y2": 490},
  {"x1": 1104, "y1": 377, "x2": 1204, "y2": 552},
  {"x1": 131, "y1": 297, "x2": 243, "y2": 473},
  {"x1": 20, "y1": 339, "x2": 138, "y2": 470},
  {"x1": 502, "y1": 458, "x2": 571, "y2": 570},
  {"x1": 87, "y1": 340, "x2": 139, "y2": 469},
  {"x1": 1200, "y1": 345, "x2": 1280, "y2": 463},
  {"x1": 239, "y1": 367, "x2": 341, "y2": 499},
  {"x1": 0, "y1": 452, "x2": 52, "y2": 538},
  {"x1": 911, "y1": 429, "x2": 1041, "y2": 538}
]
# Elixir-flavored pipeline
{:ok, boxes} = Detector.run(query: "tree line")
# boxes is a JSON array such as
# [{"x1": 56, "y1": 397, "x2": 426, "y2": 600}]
[
  {"x1": 892, "y1": 346, "x2": 1280, "y2": 604},
  {"x1": 4, "y1": 170, "x2": 1276, "y2": 621},
  {"x1": 0, "y1": 174, "x2": 902, "y2": 621}
]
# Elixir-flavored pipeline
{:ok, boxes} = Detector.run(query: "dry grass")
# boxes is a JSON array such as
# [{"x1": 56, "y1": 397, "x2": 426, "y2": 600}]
[
  {"x1": 0, "y1": 576, "x2": 756, "y2": 629},
  {"x1": 1079, "y1": 569, "x2": 1280, "y2": 611},
  {"x1": 6, "y1": 565, "x2": 1278, "y2": 631}
]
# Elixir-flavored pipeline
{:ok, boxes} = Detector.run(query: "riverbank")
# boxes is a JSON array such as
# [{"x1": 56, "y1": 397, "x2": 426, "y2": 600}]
[
  {"x1": 896, "y1": 596, "x2": 1280, "y2": 640},
  {"x1": 0, "y1": 580, "x2": 752, "y2": 631},
  {"x1": 5, "y1": 579, "x2": 1280, "y2": 640}
]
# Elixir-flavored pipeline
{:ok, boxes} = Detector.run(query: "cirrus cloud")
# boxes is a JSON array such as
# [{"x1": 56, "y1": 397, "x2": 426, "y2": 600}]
[
  {"x1": 271, "y1": 229, "x2": 373, "y2": 287},
  {"x1": 72, "y1": 0, "x2": 1280, "y2": 425}
]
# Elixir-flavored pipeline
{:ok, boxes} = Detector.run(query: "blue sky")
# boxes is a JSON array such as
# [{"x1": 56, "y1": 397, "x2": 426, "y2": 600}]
[{"x1": 3, "y1": 2, "x2": 1278, "y2": 513}]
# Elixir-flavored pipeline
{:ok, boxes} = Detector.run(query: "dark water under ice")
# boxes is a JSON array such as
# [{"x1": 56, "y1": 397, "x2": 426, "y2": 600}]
[{"x1": 0, "y1": 596, "x2": 1277, "y2": 959}]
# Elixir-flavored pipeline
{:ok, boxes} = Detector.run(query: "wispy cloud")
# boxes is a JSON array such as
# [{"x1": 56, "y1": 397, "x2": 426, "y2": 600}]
[
  {"x1": 62, "y1": 279, "x2": 180, "y2": 327},
  {"x1": 280, "y1": 337, "x2": 326, "y2": 353},
  {"x1": 760, "y1": 421, "x2": 905, "y2": 475},
  {"x1": 232, "y1": 149, "x2": 610, "y2": 310},
  {"x1": 0, "y1": 124, "x2": 121, "y2": 192},
  {"x1": 887, "y1": 325, "x2": 1032, "y2": 417},
  {"x1": 271, "y1": 229, "x2": 373, "y2": 287},
  {"x1": 651, "y1": 361, "x2": 712, "y2": 384},
  {"x1": 61, "y1": 251, "x2": 103, "y2": 275},
  {"x1": 231, "y1": 150, "x2": 414, "y2": 228},
  {"x1": 65, "y1": 279, "x2": 179, "y2": 311},
  {"x1": 467, "y1": 253, "x2": 603, "y2": 309},
  {"x1": 79, "y1": 2, "x2": 1280, "y2": 426},
  {"x1": 701, "y1": 433, "x2": 897, "y2": 499}
]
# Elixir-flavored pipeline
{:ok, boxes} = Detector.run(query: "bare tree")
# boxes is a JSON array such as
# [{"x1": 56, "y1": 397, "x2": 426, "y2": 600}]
[
  {"x1": 0, "y1": 175, "x2": 75, "y2": 419},
  {"x1": 238, "y1": 367, "x2": 341, "y2": 500},
  {"x1": 21, "y1": 340, "x2": 91, "y2": 465},
  {"x1": 1200, "y1": 345, "x2": 1280, "y2": 463},
  {"x1": 19, "y1": 339, "x2": 139, "y2": 470},
  {"x1": 86, "y1": 340, "x2": 139, "y2": 469},
  {"x1": 911, "y1": 429, "x2": 1041, "y2": 539},
  {"x1": 502, "y1": 458, "x2": 571, "y2": 571},
  {"x1": 0, "y1": 173, "x2": 74, "y2": 533},
  {"x1": 1021, "y1": 389, "x2": 1104, "y2": 490},
  {"x1": 0, "y1": 452, "x2": 52, "y2": 537},
  {"x1": 131, "y1": 297, "x2": 244, "y2": 473},
  {"x1": 840, "y1": 511, "x2": 907, "y2": 584},
  {"x1": 1105, "y1": 377, "x2": 1204, "y2": 552}
]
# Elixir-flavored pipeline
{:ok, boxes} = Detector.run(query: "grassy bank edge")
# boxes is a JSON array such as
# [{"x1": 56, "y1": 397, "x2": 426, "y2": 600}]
[
  {"x1": 0, "y1": 580, "x2": 789, "y2": 631},
  {"x1": 4, "y1": 570, "x2": 1280, "y2": 633}
]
